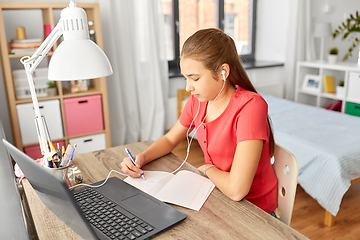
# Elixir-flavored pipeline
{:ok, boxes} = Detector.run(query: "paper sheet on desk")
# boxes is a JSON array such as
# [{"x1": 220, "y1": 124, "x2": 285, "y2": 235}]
[{"x1": 124, "y1": 170, "x2": 215, "y2": 211}]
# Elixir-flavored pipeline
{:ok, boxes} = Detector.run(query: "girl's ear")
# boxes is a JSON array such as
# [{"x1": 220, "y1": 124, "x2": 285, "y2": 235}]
[{"x1": 220, "y1": 63, "x2": 230, "y2": 80}]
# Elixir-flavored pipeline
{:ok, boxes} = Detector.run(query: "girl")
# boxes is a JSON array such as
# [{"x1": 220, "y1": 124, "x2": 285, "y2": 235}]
[{"x1": 121, "y1": 28, "x2": 277, "y2": 214}]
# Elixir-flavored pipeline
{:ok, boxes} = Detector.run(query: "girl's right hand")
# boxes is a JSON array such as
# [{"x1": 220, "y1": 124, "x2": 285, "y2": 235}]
[{"x1": 120, "y1": 153, "x2": 145, "y2": 178}]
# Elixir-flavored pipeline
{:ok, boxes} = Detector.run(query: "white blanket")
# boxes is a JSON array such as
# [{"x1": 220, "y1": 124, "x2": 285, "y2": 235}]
[{"x1": 262, "y1": 93, "x2": 360, "y2": 216}]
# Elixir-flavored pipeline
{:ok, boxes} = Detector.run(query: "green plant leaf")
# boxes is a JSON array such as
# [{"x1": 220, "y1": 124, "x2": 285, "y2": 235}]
[
  {"x1": 47, "y1": 81, "x2": 56, "y2": 88},
  {"x1": 333, "y1": 11, "x2": 360, "y2": 62}
]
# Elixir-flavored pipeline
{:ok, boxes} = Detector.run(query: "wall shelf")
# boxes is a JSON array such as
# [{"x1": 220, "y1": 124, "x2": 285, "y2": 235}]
[{"x1": 295, "y1": 61, "x2": 360, "y2": 114}]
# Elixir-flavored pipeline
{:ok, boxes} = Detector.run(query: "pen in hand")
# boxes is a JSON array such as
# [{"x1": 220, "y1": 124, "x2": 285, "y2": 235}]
[{"x1": 125, "y1": 148, "x2": 146, "y2": 180}]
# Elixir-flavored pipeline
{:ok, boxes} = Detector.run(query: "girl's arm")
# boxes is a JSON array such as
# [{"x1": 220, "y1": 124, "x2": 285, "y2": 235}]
[
  {"x1": 198, "y1": 139, "x2": 263, "y2": 201},
  {"x1": 121, "y1": 120, "x2": 190, "y2": 178}
]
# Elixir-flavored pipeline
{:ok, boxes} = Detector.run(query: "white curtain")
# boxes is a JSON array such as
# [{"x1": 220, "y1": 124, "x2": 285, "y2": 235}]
[
  {"x1": 99, "y1": 0, "x2": 169, "y2": 146},
  {"x1": 283, "y1": 0, "x2": 314, "y2": 100}
]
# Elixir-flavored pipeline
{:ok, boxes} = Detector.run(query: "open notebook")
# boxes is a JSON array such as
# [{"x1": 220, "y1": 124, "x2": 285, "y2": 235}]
[{"x1": 124, "y1": 170, "x2": 215, "y2": 211}]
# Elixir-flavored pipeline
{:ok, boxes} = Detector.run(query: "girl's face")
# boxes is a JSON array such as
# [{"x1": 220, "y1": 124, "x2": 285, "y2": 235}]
[{"x1": 180, "y1": 57, "x2": 223, "y2": 102}]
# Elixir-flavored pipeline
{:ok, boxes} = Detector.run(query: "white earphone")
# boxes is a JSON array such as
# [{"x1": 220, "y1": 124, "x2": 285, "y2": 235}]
[{"x1": 221, "y1": 70, "x2": 226, "y2": 82}]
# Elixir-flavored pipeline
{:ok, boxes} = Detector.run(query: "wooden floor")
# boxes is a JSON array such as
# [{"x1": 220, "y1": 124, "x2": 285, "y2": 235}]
[{"x1": 172, "y1": 139, "x2": 360, "y2": 240}]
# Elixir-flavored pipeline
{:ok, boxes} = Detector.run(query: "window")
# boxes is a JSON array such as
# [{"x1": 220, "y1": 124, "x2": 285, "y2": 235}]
[{"x1": 162, "y1": 0, "x2": 257, "y2": 71}]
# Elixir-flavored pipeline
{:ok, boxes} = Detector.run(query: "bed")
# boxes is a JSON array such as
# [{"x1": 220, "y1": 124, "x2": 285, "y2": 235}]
[{"x1": 261, "y1": 93, "x2": 360, "y2": 226}]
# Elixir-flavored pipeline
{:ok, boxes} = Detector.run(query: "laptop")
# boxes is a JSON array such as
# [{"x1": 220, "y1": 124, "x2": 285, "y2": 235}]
[{"x1": 3, "y1": 139, "x2": 186, "y2": 240}]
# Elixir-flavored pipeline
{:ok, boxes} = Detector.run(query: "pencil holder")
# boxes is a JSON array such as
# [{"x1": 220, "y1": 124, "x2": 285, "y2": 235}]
[{"x1": 49, "y1": 164, "x2": 72, "y2": 186}]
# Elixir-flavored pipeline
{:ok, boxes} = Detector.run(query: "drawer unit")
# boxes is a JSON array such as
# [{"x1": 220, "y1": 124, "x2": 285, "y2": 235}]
[
  {"x1": 69, "y1": 133, "x2": 106, "y2": 154},
  {"x1": 24, "y1": 140, "x2": 65, "y2": 160},
  {"x1": 16, "y1": 100, "x2": 64, "y2": 145},
  {"x1": 347, "y1": 72, "x2": 360, "y2": 102},
  {"x1": 345, "y1": 102, "x2": 360, "y2": 117},
  {"x1": 63, "y1": 95, "x2": 104, "y2": 136}
]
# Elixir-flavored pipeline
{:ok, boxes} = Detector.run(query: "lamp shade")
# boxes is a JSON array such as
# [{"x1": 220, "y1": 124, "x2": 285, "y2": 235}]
[
  {"x1": 314, "y1": 22, "x2": 332, "y2": 38},
  {"x1": 48, "y1": 2, "x2": 112, "y2": 80},
  {"x1": 48, "y1": 39, "x2": 113, "y2": 80}
]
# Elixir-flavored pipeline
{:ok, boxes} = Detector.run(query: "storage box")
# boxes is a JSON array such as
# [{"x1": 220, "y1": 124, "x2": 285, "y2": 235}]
[
  {"x1": 69, "y1": 133, "x2": 106, "y2": 154},
  {"x1": 12, "y1": 67, "x2": 48, "y2": 79},
  {"x1": 13, "y1": 77, "x2": 49, "y2": 89},
  {"x1": 24, "y1": 140, "x2": 65, "y2": 160},
  {"x1": 63, "y1": 95, "x2": 104, "y2": 136},
  {"x1": 345, "y1": 102, "x2": 360, "y2": 117},
  {"x1": 16, "y1": 100, "x2": 64, "y2": 145},
  {"x1": 347, "y1": 72, "x2": 360, "y2": 101},
  {"x1": 12, "y1": 68, "x2": 50, "y2": 99},
  {"x1": 15, "y1": 84, "x2": 48, "y2": 99}
]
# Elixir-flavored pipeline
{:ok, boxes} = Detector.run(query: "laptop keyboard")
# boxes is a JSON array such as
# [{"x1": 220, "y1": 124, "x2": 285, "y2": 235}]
[{"x1": 74, "y1": 187, "x2": 154, "y2": 240}]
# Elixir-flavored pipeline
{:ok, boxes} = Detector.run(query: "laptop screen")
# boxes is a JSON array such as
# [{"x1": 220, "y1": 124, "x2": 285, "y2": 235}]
[{"x1": 3, "y1": 139, "x2": 98, "y2": 239}]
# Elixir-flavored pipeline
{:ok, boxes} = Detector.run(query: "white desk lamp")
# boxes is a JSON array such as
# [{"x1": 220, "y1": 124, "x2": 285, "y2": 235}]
[
  {"x1": 314, "y1": 22, "x2": 332, "y2": 62},
  {"x1": 20, "y1": 0, "x2": 113, "y2": 157}
]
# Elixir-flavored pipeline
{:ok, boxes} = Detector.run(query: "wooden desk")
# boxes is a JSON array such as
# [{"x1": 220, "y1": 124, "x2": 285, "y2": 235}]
[{"x1": 22, "y1": 141, "x2": 308, "y2": 240}]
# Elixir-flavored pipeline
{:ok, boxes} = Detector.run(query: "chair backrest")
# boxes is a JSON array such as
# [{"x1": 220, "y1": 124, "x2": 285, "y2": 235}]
[
  {"x1": 177, "y1": 89, "x2": 191, "y2": 118},
  {"x1": 272, "y1": 144, "x2": 298, "y2": 225}
]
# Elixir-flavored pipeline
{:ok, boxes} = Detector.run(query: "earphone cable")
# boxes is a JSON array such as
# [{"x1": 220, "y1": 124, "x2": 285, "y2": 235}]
[{"x1": 170, "y1": 79, "x2": 226, "y2": 174}]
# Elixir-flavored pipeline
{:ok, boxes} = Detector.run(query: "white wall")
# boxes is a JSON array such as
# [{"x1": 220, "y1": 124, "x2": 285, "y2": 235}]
[{"x1": 312, "y1": 0, "x2": 360, "y2": 63}]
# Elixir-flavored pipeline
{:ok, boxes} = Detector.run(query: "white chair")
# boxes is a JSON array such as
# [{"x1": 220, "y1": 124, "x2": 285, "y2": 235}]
[{"x1": 272, "y1": 144, "x2": 299, "y2": 225}]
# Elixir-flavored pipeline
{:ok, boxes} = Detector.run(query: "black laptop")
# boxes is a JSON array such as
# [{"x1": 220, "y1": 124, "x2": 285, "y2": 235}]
[{"x1": 3, "y1": 139, "x2": 186, "y2": 240}]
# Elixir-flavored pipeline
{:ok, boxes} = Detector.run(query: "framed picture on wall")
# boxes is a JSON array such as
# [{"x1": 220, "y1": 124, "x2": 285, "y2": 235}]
[{"x1": 302, "y1": 74, "x2": 321, "y2": 93}]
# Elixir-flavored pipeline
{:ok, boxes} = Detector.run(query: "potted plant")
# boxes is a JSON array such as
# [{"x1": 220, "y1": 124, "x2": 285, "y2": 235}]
[
  {"x1": 328, "y1": 47, "x2": 338, "y2": 64},
  {"x1": 336, "y1": 80, "x2": 345, "y2": 98},
  {"x1": 47, "y1": 81, "x2": 57, "y2": 97},
  {"x1": 333, "y1": 11, "x2": 360, "y2": 62}
]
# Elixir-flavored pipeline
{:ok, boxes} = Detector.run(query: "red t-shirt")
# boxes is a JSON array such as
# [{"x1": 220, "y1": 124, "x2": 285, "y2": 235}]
[{"x1": 179, "y1": 87, "x2": 277, "y2": 213}]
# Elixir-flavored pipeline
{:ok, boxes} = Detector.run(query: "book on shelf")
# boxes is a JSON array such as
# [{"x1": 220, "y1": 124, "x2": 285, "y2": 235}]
[
  {"x1": 9, "y1": 40, "x2": 42, "y2": 49},
  {"x1": 10, "y1": 48, "x2": 37, "y2": 54},
  {"x1": 323, "y1": 75, "x2": 335, "y2": 93},
  {"x1": 11, "y1": 38, "x2": 42, "y2": 43}
]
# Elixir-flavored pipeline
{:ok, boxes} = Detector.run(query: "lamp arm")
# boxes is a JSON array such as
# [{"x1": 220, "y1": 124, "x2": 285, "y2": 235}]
[
  {"x1": 21, "y1": 23, "x2": 63, "y2": 73},
  {"x1": 19, "y1": 23, "x2": 63, "y2": 156}
]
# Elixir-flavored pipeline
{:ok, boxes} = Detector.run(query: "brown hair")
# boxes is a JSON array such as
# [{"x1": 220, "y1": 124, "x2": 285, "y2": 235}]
[{"x1": 181, "y1": 28, "x2": 275, "y2": 156}]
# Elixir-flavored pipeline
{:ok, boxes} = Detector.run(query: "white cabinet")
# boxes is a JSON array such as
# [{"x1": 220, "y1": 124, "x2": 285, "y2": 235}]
[
  {"x1": 347, "y1": 72, "x2": 360, "y2": 102},
  {"x1": 16, "y1": 100, "x2": 64, "y2": 145},
  {"x1": 69, "y1": 133, "x2": 106, "y2": 154},
  {"x1": 295, "y1": 61, "x2": 360, "y2": 114}
]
